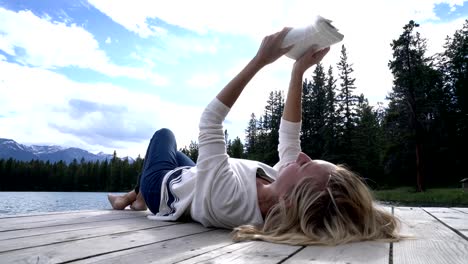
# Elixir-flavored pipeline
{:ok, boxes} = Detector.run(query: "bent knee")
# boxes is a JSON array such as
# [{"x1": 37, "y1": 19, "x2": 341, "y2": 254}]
[{"x1": 152, "y1": 128, "x2": 174, "y2": 140}]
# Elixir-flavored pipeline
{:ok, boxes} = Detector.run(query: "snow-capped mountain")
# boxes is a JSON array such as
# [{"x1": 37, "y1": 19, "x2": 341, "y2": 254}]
[
  {"x1": 0, "y1": 138, "x2": 134, "y2": 163},
  {"x1": 29, "y1": 145, "x2": 65, "y2": 155},
  {"x1": 0, "y1": 138, "x2": 37, "y2": 161}
]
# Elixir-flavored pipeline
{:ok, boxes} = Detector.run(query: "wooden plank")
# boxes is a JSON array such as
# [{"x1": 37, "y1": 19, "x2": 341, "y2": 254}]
[
  {"x1": 74, "y1": 229, "x2": 234, "y2": 264},
  {"x1": 0, "y1": 210, "x2": 117, "y2": 224},
  {"x1": 0, "y1": 209, "x2": 147, "y2": 224},
  {"x1": 0, "y1": 210, "x2": 148, "y2": 232},
  {"x1": 0, "y1": 209, "x2": 102, "y2": 219},
  {"x1": 0, "y1": 214, "x2": 151, "y2": 241},
  {"x1": 393, "y1": 207, "x2": 468, "y2": 264},
  {"x1": 282, "y1": 205, "x2": 392, "y2": 264},
  {"x1": 374, "y1": 203, "x2": 392, "y2": 212},
  {"x1": 423, "y1": 207, "x2": 468, "y2": 237},
  {"x1": 83, "y1": 205, "x2": 391, "y2": 264},
  {"x1": 452, "y1": 207, "x2": 468, "y2": 214},
  {"x1": 0, "y1": 222, "x2": 212, "y2": 263},
  {"x1": 283, "y1": 241, "x2": 389, "y2": 264},
  {"x1": 420, "y1": 207, "x2": 458, "y2": 213},
  {"x1": 0, "y1": 217, "x2": 175, "y2": 252},
  {"x1": 177, "y1": 241, "x2": 301, "y2": 264}
]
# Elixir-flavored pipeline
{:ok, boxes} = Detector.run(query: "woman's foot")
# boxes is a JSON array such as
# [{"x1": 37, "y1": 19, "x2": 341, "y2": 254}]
[
  {"x1": 130, "y1": 200, "x2": 147, "y2": 211},
  {"x1": 107, "y1": 194, "x2": 132, "y2": 210},
  {"x1": 130, "y1": 192, "x2": 147, "y2": 211}
]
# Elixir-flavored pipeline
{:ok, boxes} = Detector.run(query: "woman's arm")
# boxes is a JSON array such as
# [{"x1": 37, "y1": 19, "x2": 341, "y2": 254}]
[
  {"x1": 216, "y1": 28, "x2": 292, "y2": 108},
  {"x1": 275, "y1": 47, "x2": 331, "y2": 168},
  {"x1": 282, "y1": 47, "x2": 330, "y2": 122},
  {"x1": 192, "y1": 29, "x2": 293, "y2": 227}
]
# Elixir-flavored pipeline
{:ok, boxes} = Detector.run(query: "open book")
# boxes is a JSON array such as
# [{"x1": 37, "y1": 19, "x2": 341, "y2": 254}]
[{"x1": 281, "y1": 16, "x2": 344, "y2": 60}]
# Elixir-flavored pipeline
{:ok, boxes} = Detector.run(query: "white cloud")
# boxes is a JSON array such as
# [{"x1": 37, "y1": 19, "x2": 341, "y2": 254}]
[
  {"x1": 186, "y1": 73, "x2": 220, "y2": 88},
  {"x1": 0, "y1": 60, "x2": 201, "y2": 158},
  {"x1": 0, "y1": 54, "x2": 6, "y2": 61},
  {"x1": 87, "y1": 0, "x2": 467, "y2": 106},
  {"x1": 105, "y1": 36, "x2": 111, "y2": 44},
  {"x1": 87, "y1": 0, "x2": 466, "y2": 37},
  {"x1": 137, "y1": 34, "x2": 220, "y2": 67},
  {"x1": 419, "y1": 17, "x2": 467, "y2": 55},
  {"x1": 0, "y1": 7, "x2": 168, "y2": 85},
  {"x1": 87, "y1": 0, "x2": 285, "y2": 37},
  {"x1": 86, "y1": 0, "x2": 168, "y2": 38},
  {"x1": 0, "y1": 35, "x2": 15, "y2": 55}
]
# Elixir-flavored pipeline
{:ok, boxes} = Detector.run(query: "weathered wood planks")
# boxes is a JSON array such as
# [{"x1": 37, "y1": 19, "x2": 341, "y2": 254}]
[{"x1": 0, "y1": 206, "x2": 467, "y2": 264}]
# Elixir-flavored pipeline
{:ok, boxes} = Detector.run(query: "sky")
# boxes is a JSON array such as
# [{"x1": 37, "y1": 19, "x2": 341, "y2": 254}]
[{"x1": 0, "y1": 0, "x2": 467, "y2": 159}]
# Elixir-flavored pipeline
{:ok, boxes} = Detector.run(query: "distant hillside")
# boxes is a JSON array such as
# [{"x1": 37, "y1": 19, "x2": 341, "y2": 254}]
[{"x1": 0, "y1": 138, "x2": 134, "y2": 163}]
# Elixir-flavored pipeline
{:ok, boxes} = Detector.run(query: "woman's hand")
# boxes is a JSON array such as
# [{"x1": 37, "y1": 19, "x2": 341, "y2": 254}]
[
  {"x1": 293, "y1": 47, "x2": 330, "y2": 75},
  {"x1": 253, "y1": 28, "x2": 292, "y2": 67}
]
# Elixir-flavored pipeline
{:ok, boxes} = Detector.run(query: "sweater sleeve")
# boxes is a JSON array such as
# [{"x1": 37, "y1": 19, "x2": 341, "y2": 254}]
[
  {"x1": 192, "y1": 98, "x2": 260, "y2": 228},
  {"x1": 197, "y1": 98, "x2": 231, "y2": 162},
  {"x1": 273, "y1": 118, "x2": 302, "y2": 170}
]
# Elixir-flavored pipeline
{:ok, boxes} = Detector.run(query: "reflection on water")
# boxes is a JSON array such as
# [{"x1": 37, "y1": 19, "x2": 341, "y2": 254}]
[{"x1": 0, "y1": 192, "x2": 125, "y2": 216}]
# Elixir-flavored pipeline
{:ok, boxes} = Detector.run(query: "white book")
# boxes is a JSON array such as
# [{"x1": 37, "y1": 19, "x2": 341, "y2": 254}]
[{"x1": 281, "y1": 16, "x2": 344, "y2": 60}]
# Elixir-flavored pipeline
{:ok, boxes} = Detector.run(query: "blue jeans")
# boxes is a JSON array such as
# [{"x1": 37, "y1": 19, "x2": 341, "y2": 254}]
[{"x1": 138, "y1": 128, "x2": 195, "y2": 214}]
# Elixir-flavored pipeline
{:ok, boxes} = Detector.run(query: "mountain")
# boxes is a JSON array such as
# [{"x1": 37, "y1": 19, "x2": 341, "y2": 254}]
[
  {"x1": 0, "y1": 139, "x2": 37, "y2": 161},
  {"x1": 0, "y1": 138, "x2": 134, "y2": 164}
]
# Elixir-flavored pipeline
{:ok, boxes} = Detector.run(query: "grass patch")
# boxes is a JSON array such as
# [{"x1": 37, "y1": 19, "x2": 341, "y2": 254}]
[{"x1": 373, "y1": 187, "x2": 468, "y2": 207}]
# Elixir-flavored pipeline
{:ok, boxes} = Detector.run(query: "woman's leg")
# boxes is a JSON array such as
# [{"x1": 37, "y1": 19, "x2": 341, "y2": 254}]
[
  {"x1": 130, "y1": 190, "x2": 147, "y2": 211},
  {"x1": 139, "y1": 128, "x2": 194, "y2": 214},
  {"x1": 176, "y1": 151, "x2": 196, "y2": 167},
  {"x1": 129, "y1": 149, "x2": 195, "y2": 211},
  {"x1": 109, "y1": 129, "x2": 195, "y2": 212}
]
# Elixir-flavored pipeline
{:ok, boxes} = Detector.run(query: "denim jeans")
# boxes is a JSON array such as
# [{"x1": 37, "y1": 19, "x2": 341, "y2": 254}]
[{"x1": 137, "y1": 128, "x2": 195, "y2": 214}]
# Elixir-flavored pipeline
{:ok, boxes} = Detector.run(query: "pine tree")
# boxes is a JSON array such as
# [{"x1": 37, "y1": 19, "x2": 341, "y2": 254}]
[
  {"x1": 301, "y1": 78, "x2": 314, "y2": 150},
  {"x1": 0, "y1": 159, "x2": 5, "y2": 191},
  {"x1": 229, "y1": 137, "x2": 244, "y2": 158},
  {"x1": 179, "y1": 141, "x2": 199, "y2": 162},
  {"x1": 352, "y1": 94, "x2": 384, "y2": 186},
  {"x1": 301, "y1": 63, "x2": 327, "y2": 159},
  {"x1": 255, "y1": 116, "x2": 269, "y2": 162},
  {"x1": 437, "y1": 20, "x2": 468, "y2": 184},
  {"x1": 244, "y1": 113, "x2": 258, "y2": 158},
  {"x1": 387, "y1": 20, "x2": 444, "y2": 191},
  {"x1": 323, "y1": 66, "x2": 339, "y2": 161},
  {"x1": 100, "y1": 159, "x2": 109, "y2": 191},
  {"x1": 336, "y1": 44, "x2": 359, "y2": 164},
  {"x1": 440, "y1": 20, "x2": 468, "y2": 115},
  {"x1": 259, "y1": 91, "x2": 284, "y2": 165}
]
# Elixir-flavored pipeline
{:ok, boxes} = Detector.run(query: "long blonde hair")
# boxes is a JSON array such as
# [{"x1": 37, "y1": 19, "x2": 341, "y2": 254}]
[{"x1": 232, "y1": 165, "x2": 401, "y2": 245}]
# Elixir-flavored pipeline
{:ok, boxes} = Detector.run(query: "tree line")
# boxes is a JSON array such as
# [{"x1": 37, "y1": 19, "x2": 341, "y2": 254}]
[
  {"x1": 0, "y1": 20, "x2": 466, "y2": 192},
  {"x1": 0, "y1": 152, "x2": 143, "y2": 192}
]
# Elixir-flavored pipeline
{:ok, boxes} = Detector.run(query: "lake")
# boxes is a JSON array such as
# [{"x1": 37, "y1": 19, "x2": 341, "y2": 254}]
[{"x1": 0, "y1": 192, "x2": 125, "y2": 216}]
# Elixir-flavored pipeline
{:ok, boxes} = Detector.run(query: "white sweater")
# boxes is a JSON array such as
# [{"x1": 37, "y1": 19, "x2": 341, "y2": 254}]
[{"x1": 148, "y1": 98, "x2": 301, "y2": 229}]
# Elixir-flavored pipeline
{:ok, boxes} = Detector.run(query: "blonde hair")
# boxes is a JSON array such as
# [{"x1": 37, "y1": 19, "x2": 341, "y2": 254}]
[{"x1": 232, "y1": 165, "x2": 401, "y2": 246}]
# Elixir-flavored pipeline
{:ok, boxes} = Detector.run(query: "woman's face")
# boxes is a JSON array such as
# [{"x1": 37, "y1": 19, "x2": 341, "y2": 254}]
[{"x1": 275, "y1": 152, "x2": 336, "y2": 197}]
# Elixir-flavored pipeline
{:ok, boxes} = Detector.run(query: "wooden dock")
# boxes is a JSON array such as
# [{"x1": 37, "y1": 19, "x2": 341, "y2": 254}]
[{"x1": 0, "y1": 207, "x2": 467, "y2": 263}]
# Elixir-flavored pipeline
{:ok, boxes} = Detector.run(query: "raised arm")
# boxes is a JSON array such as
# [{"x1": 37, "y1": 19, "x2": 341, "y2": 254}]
[
  {"x1": 282, "y1": 47, "x2": 330, "y2": 122},
  {"x1": 216, "y1": 28, "x2": 292, "y2": 108}
]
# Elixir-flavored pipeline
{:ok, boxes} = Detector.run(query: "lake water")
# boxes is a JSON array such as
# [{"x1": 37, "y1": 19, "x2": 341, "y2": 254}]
[{"x1": 0, "y1": 192, "x2": 125, "y2": 216}]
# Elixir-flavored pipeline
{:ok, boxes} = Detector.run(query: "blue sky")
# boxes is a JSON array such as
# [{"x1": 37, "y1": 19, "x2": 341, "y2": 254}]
[{"x1": 0, "y1": 0, "x2": 467, "y2": 158}]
